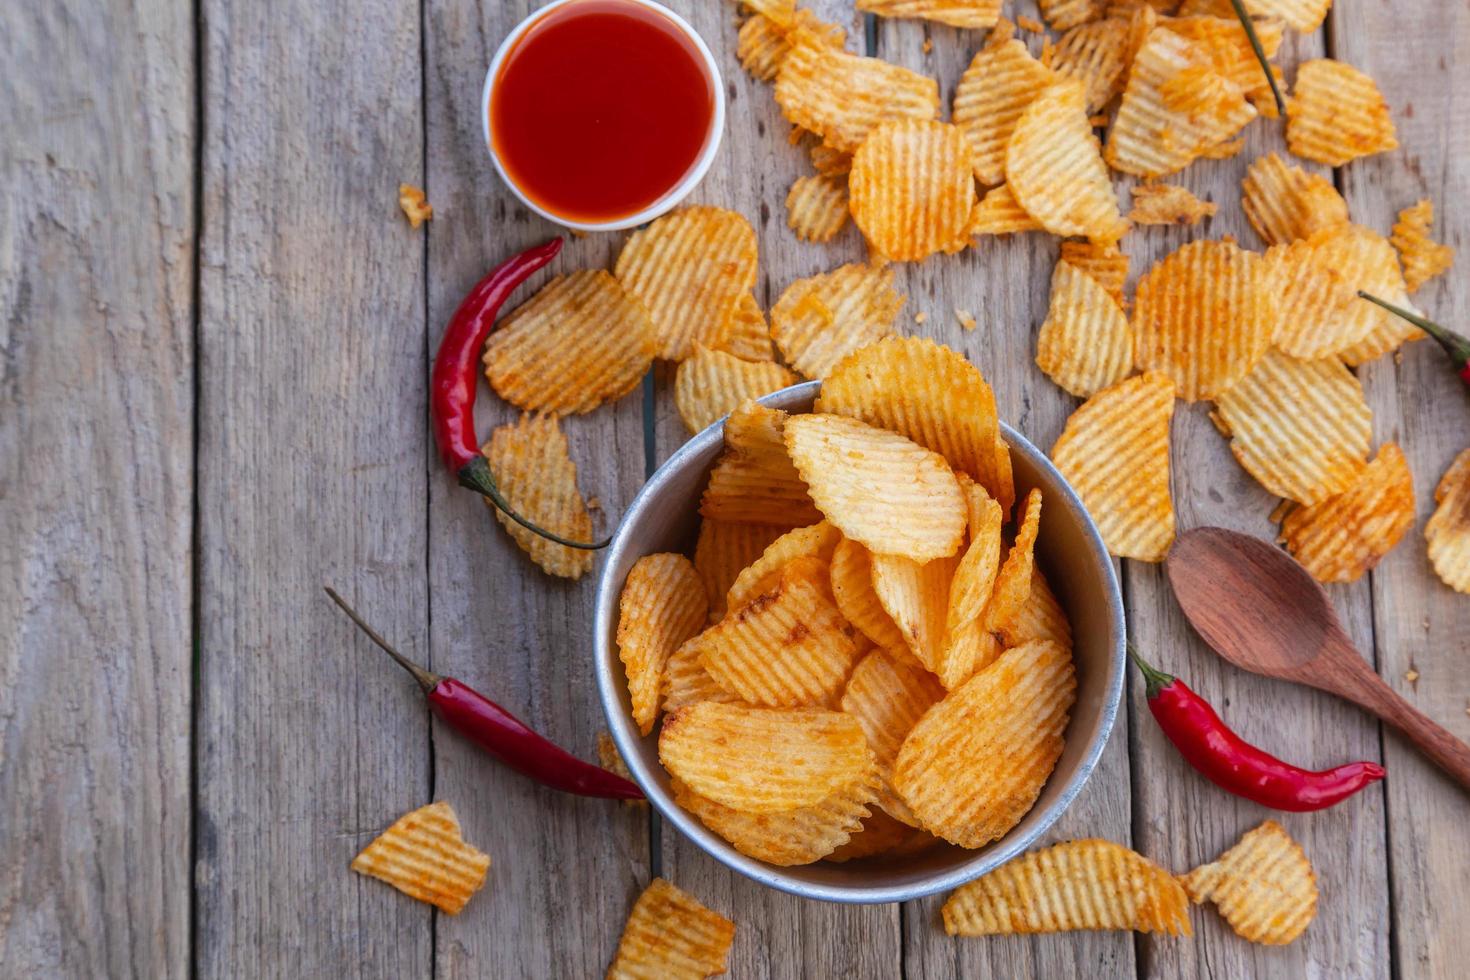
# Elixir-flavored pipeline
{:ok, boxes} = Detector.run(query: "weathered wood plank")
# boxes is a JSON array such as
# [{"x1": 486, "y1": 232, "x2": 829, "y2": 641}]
[
  {"x1": 1124, "y1": 28, "x2": 1391, "y2": 980},
  {"x1": 0, "y1": 2, "x2": 194, "y2": 975},
  {"x1": 1330, "y1": 3, "x2": 1470, "y2": 975},
  {"x1": 868, "y1": 8, "x2": 1137, "y2": 977},
  {"x1": 194, "y1": 1, "x2": 435, "y2": 974},
  {"x1": 423, "y1": 2, "x2": 651, "y2": 976}
]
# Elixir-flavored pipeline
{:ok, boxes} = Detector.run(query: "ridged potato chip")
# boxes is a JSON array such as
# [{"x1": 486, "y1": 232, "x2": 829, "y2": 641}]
[
  {"x1": 607, "y1": 878, "x2": 735, "y2": 980},
  {"x1": 786, "y1": 173, "x2": 851, "y2": 243},
  {"x1": 816, "y1": 336, "x2": 1013, "y2": 512},
  {"x1": 1338, "y1": 297, "x2": 1426, "y2": 367},
  {"x1": 1133, "y1": 238, "x2": 1272, "y2": 401},
  {"x1": 700, "y1": 556, "x2": 861, "y2": 708},
  {"x1": 857, "y1": 0, "x2": 1002, "y2": 28},
  {"x1": 1391, "y1": 199, "x2": 1455, "y2": 293},
  {"x1": 943, "y1": 838, "x2": 1192, "y2": 935},
  {"x1": 998, "y1": 566, "x2": 1074, "y2": 652},
  {"x1": 1048, "y1": 17, "x2": 1131, "y2": 113},
  {"x1": 1106, "y1": 28, "x2": 1257, "y2": 178},
  {"x1": 615, "y1": 206, "x2": 759, "y2": 361},
  {"x1": 953, "y1": 32, "x2": 1059, "y2": 185},
  {"x1": 673, "y1": 776, "x2": 875, "y2": 866},
  {"x1": 810, "y1": 140, "x2": 853, "y2": 176},
  {"x1": 597, "y1": 732, "x2": 645, "y2": 808},
  {"x1": 700, "y1": 401, "x2": 824, "y2": 527},
  {"x1": 770, "y1": 263, "x2": 906, "y2": 379},
  {"x1": 1179, "y1": 0, "x2": 1330, "y2": 32},
  {"x1": 1164, "y1": 14, "x2": 1283, "y2": 109},
  {"x1": 659, "y1": 701, "x2": 874, "y2": 813},
  {"x1": 1060, "y1": 240, "x2": 1129, "y2": 308},
  {"x1": 1181, "y1": 820, "x2": 1316, "y2": 945},
  {"x1": 744, "y1": 0, "x2": 797, "y2": 26},
  {"x1": 893, "y1": 640, "x2": 1076, "y2": 848},
  {"x1": 983, "y1": 489, "x2": 1044, "y2": 631},
  {"x1": 351, "y1": 802, "x2": 490, "y2": 915},
  {"x1": 1036, "y1": 259, "x2": 1135, "y2": 398},
  {"x1": 849, "y1": 119, "x2": 978, "y2": 262},
  {"x1": 718, "y1": 292, "x2": 775, "y2": 363},
  {"x1": 1268, "y1": 225, "x2": 1407, "y2": 359},
  {"x1": 1128, "y1": 183, "x2": 1217, "y2": 225},
  {"x1": 937, "y1": 622, "x2": 1005, "y2": 694},
  {"x1": 1007, "y1": 80, "x2": 1128, "y2": 242},
  {"x1": 662, "y1": 632, "x2": 738, "y2": 714},
  {"x1": 970, "y1": 183, "x2": 1044, "y2": 237},
  {"x1": 775, "y1": 32, "x2": 940, "y2": 153},
  {"x1": 1040, "y1": 0, "x2": 1107, "y2": 30},
  {"x1": 1277, "y1": 444, "x2": 1415, "y2": 583},
  {"x1": 725, "y1": 520, "x2": 842, "y2": 612},
  {"x1": 1426, "y1": 450, "x2": 1470, "y2": 594},
  {"x1": 871, "y1": 551, "x2": 961, "y2": 673},
  {"x1": 840, "y1": 648, "x2": 946, "y2": 825},
  {"x1": 949, "y1": 485, "x2": 1005, "y2": 633},
  {"x1": 738, "y1": 12, "x2": 790, "y2": 82},
  {"x1": 1240, "y1": 153, "x2": 1350, "y2": 247},
  {"x1": 785, "y1": 413, "x2": 967, "y2": 561},
  {"x1": 694, "y1": 519, "x2": 787, "y2": 621},
  {"x1": 485, "y1": 270, "x2": 655, "y2": 415},
  {"x1": 618, "y1": 553, "x2": 710, "y2": 735},
  {"x1": 1286, "y1": 59, "x2": 1398, "y2": 166},
  {"x1": 1052, "y1": 373, "x2": 1177, "y2": 561},
  {"x1": 675, "y1": 345, "x2": 798, "y2": 435},
  {"x1": 1215, "y1": 349, "x2": 1372, "y2": 505},
  {"x1": 484, "y1": 413, "x2": 596, "y2": 579},
  {"x1": 826, "y1": 807, "x2": 937, "y2": 862},
  {"x1": 829, "y1": 537, "x2": 910, "y2": 654}
]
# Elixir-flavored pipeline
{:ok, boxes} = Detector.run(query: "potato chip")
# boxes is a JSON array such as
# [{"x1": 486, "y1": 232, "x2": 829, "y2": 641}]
[
  {"x1": 699, "y1": 556, "x2": 861, "y2": 708},
  {"x1": 770, "y1": 263, "x2": 906, "y2": 379},
  {"x1": 998, "y1": 566, "x2": 1074, "y2": 652},
  {"x1": 1106, "y1": 28, "x2": 1257, "y2": 178},
  {"x1": 969, "y1": 183, "x2": 1044, "y2": 237},
  {"x1": 786, "y1": 173, "x2": 850, "y2": 243},
  {"x1": 1133, "y1": 238, "x2": 1272, "y2": 401},
  {"x1": 1007, "y1": 80, "x2": 1128, "y2": 242},
  {"x1": 1268, "y1": 225, "x2": 1410, "y2": 359},
  {"x1": 1180, "y1": 0, "x2": 1330, "y2": 31},
  {"x1": 816, "y1": 336, "x2": 1013, "y2": 512},
  {"x1": 1338, "y1": 295, "x2": 1426, "y2": 367},
  {"x1": 694, "y1": 519, "x2": 787, "y2": 621},
  {"x1": 659, "y1": 701, "x2": 874, "y2": 813},
  {"x1": 983, "y1": 488, "x2": 1044, "y2": 630},
  {"x1": 617, "y1": 553, "x2": 709, "y2": 735},
  {"x1": 943, "y1": 838, "x2": 1192, "y2": 935},
  {"x1": 744, "y1": 0, "x2": 797, "y2": 27},
  {"x1": 1052, "y1": 373, "x2": 1177, "y2": 561},
  {"x1": 774, "y1": 33, "x2": 940, "y2": 153},
  {"x1": 351, "y1": 801, "x2": 490, "y2": 915},
  {"x1": 825, "y1": 807, "x2": 937, "y2": 862},
  {"x1": 1040, "y1": 0, "x2": 1107, "y2": 30},
  {"x1": 1425, "y1": 450, "x2": 1470, "y2": 594},
  {"x1": 1391, "y1": 199, "x2": 1455, "y2": 293},
  {"x1": 1036, "y1": 259, "x2": 1135, "y2": 398},
  {"x1": 1215, "y1": 349, "x2": 1372, "y2": 505},
  {"x1": 484, "y1": 413, "x2": 596, "y2": 579},
  {"x1": 1181, "y1": 820, "x2": 1316, "y2": 945},
  {"x1": 1277, "y1": 443, "x2": 1414, "y2": 583},
  {"x1": 597, "y1": 732, "x2": 646, "y2": 808},
  {"x1": 952, "y1": 33, "x2": 1059, "y2": 185},
  {"x1": 398, "y1": 183, "x2": 432, "y2": 228},
  {"x1": 700, "y1": 401, "x2": 824, "y2": 527},
  {"x1": 857, "y1": 0, "x2": 1002, "y2": 28},
  {"x1": 1048, "y1": 17, "x2": 1131, "y2": 114},
  {"x1": 485, "y1": 270, "x2": 655, "y2": 415},
  {"x1": 725, "y1": 520, "x2": 842, "y2": 612},
  {"x1": 674, "y1": 774, "x2": 875, "y2": 866},
  {"x1": 738, "y1": 13, "x2": 789, "y2": 82},
  {"x1": 785, "y1": 413, "x2": 967, "y2": 561},
  {"x1": 661, "y1": 632, "x2": 739, "y2": 713},
  {"x1": 840, "y1": 647, "x2": 947, "y2": 824},
  {"x1": 1286, "y1": 59, "x2": 1397, "y2": 166},
  {"x1": 893, "y1": 640, "x2": 1075, "y2": 848},
  {"x1": 1164, "y1": 14, "x2": 1284, "y2": 107},
  {"x1": 715, "y1": 292, "x2": 775, "y2": 363},
  {"x1": 1128, "y1": 183, "x2": 1217, "y2": 226},
  {"x1": 810, "y1": 140, "x2": 853, "y2": 177},
  {"x1": 871, "y1": 551, "x2": 961, "y2": 673},
  {"x1": 1059, "y1": 239, "x2": 1129, "y2": 308},
  {"x1": 949, "y1": 485, "x2": 1005, "y2": 633},
  {"x1": 674, "y1": 346, "x2": 798, "y2": 435},
  {"x1": 607, "y1": 877, "x2": 735, "y2": 980},
  {"x1": 615, "y1": 206, "x2": 759, "y2": 361},
  {"x1": 1239, "y1": 153, "x2": 1349, "y2": 248},
  {"x1": 849, "y1": 119, "x2": 978, "y2": 262},
  {"x1": 829, "y1": 537, "x2": 910, "y2": 654}
]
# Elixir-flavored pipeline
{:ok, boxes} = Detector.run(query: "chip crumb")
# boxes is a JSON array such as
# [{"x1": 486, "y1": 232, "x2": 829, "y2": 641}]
[
  {"x1": 398, "y1": 183, "x2": 432, "y2": 228},
  {"x1": 569, "y1": 228, "x2": 587, "y2": 239},
  {"x1": 923, "y1": 37, "x2": 933, "y2": 54},
  {"x1": 955, "y1": 308, "x2": 977, "y2": 331},
  {"x1": 586, "y1": 495, "x2": 603, "y2": 512},
  {"x1": 1016, "y1": 14, "x2": 1045, "y2": 32},
  {"x1": 914, "y1": 311, "x2": 928, "y2": 325},
  {"x1": 1405, "y1": 669, "x2": 1420, "y2": 683}
]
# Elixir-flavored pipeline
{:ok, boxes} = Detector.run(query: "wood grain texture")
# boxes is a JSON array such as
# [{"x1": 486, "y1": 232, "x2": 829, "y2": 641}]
[
  {"x1": 193, "y1": 0, "x2": 436, "y2": 974},
  {"x1": 423, "y1": 2, "x2": 651, "y2": 977},
  {"x1": 1330, "y1": 2, "x2": 1470, "y2": 975},
  {"x1": 0, "y1": 1, "x2": 194, "y2": 975}
]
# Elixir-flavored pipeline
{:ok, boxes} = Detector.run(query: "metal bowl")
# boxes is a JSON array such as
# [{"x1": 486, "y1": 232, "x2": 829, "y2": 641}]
[{"x1": 594, "y1": 381, "x2": 1125, "y2": 904}]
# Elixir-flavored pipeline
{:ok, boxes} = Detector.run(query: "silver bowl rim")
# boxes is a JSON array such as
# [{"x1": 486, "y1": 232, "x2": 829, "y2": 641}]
[{"x1": 593, "y1": 380, "x2": 1125, "y2": 904}]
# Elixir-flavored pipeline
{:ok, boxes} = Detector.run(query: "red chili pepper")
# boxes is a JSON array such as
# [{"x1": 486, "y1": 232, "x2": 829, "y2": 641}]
[
  {"x1": 1359, "y1": 291, "x2": 1470, "y2": 388},
  {"x1": 326, "y1": 587, "x2": 643, "y2": 800},
  {"x1": 1129, "y1": 645, "x2": 1384, "y2": 812},
  {"x1": 431, "y1": 237, "x2": 609, "y2": 549}
]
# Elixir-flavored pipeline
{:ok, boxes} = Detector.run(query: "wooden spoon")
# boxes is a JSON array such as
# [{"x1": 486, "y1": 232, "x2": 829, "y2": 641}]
[{"x1": 1166, "y1": 526, "x2": 1470, "y2": 793}]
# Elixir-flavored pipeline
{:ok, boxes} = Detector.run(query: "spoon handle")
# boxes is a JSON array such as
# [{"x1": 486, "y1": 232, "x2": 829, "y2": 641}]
[{"x1": 1333, "y1": 651, "x2": 1470, "y2": 792}]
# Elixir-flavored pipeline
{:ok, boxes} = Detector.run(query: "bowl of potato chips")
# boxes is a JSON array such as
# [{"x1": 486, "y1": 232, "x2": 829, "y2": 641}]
[{"x1": 596, "y1": 355, "x2": 1124, "y2": 903}]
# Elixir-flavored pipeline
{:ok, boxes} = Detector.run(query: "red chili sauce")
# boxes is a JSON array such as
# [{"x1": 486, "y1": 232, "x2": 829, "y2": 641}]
[{"x1": 489, "y1": 0, "x2": 716, "y2": 223}]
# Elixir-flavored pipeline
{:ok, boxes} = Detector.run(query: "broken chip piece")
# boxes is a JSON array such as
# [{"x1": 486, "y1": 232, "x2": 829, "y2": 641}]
[
  {"x1": 1181, "y1": 820, "x2": 1317, "y2": 945},
  {"x1": 351, "y1": 801, "x2": 490, "y2": 915},
  {"x1": 607, "y1": 878, "x2": 736, "y2": 980}
]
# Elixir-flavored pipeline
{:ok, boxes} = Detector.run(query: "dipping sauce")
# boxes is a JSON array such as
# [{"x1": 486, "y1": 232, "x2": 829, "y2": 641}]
[{"x1": 489, "y1": 0, "x2": 717, "y2": 224}]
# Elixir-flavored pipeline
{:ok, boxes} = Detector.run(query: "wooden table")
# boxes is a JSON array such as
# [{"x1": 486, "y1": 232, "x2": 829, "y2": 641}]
[{"x1": 4, "y1": 0, "x2": 1467, "y2": 975}]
